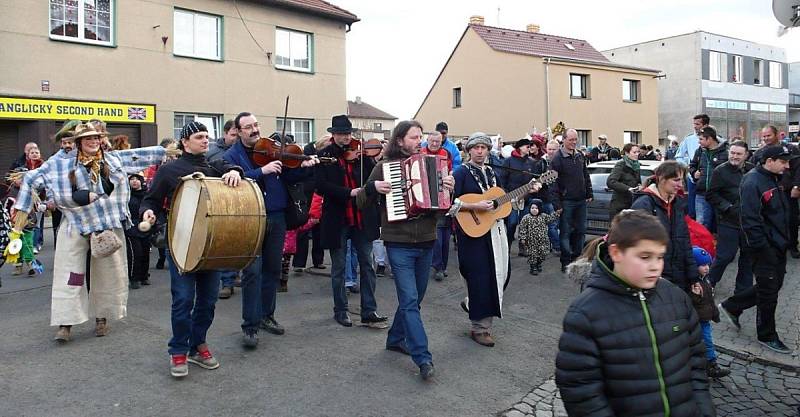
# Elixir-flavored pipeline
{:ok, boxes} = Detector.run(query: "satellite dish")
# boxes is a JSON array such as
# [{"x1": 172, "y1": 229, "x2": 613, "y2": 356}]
[{"x1": 773, "y1": 0, "x2": 800, "y2": 27}]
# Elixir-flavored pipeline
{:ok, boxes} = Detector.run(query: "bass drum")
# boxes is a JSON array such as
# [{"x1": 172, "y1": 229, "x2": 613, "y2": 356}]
[{"x1": 168, "y1": 173, "x2": 266, "y2": 273}]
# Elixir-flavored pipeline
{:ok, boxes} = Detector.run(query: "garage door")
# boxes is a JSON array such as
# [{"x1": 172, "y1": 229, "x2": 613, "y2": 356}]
[
  {"x1": 0, "y1": 121, "x2": 20, "y2": 175},
  {"x1": 106, "y1": 124, "x2": 141, "y2": 148}
]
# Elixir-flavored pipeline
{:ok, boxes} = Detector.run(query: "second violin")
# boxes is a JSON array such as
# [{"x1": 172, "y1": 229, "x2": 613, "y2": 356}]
[{"x1": 251, "y1": 135, "x2": 336, "y2": 168}]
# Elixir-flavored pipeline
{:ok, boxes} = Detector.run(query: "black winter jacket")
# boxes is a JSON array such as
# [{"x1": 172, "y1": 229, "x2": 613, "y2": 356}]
[
  {"x1": 740, "y1": 166, "x2": 791, "y2": 251},
  {"x1": 705, "y1": 161, "x2": 753, "y2": 227},
  {"x1": 126, "y1": 186, "x2": 149, "y2": 238},
  {"x1": 606, "y1": 159, "x2": 641, "y2": 215},
  {"x1": 497, "y1": 151, "x2": 536, "y2": 192},
  {"x1": 750, "y1": 143, "x2": 800, "y2": 191},
  {"x1": 551, "y1": 148, "x2": 592, "y2": 201},
  {"x1": 556, "y1": 246, "x2": 715, "y2": 417},
  {"x1": 631, "y1": 187, "x2": 698, "y2": 290},
  {"x1": 689, "y1": 142, "x2": 728, "y2": 194},
  {"x1": 314, "y1": 143, "x2": 380, "y2": 249}
]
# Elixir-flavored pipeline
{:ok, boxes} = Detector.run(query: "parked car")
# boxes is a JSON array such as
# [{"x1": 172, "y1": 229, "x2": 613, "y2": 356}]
[{"x1": 586, "y1": 160, "x2": 662, "y2": 234}]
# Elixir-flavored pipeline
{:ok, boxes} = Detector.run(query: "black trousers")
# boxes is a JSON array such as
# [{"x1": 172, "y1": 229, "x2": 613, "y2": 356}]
[
  {"x1": 51, "y1": 209, "x2": 62, "y2": 248},
  {"x1": 126, "y1": 235, "x2": 151, "y2": 283},
  {"x1": 722, "y1": 248, "x2": 786, "y2": 342},
  {"x1": 788, "y1": 196, "x2": 799, "y2": 252},
  {"x1": 293, "y1": 224, "x2": 324, "y2": 268}
]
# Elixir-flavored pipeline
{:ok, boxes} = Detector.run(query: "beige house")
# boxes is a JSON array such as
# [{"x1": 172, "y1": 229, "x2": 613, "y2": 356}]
[
  {"x1": 415, "y1": 17, "x2": 660, "y2": 149},
  {"x1": 347, "y1": 97, "x2": 397, "y2": 140},
  {"x1": 0, "y1": 0, "x2": 357, "y2": 169}
]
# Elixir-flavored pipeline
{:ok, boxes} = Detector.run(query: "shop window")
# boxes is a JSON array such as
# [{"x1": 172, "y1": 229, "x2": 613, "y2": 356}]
[
  {"x1": 570, "y1": 74, "x2": 589, "y2": 98},
  {"x1": 49, "y1": 0, "x2": 113, "y2": 45},
  {"x1": 276, "y1": 28, "x2": 312, "y2": 72},
  {"x1": 623, "y1": 79, "x2": 639, "y2": 102},
  {"x1": 174, "y1": 113, "x2": 222, "y2": 139},
  {"x1": 174, "y1": 9, "x2": 222, "y2": 61},
  {"x1": 276, "y1": 118, "x2": 313, "y2": 145}
]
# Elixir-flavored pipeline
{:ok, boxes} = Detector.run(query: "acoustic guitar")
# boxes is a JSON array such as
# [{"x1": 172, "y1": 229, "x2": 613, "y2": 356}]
[{"x1": 456, "y1": 170, "x2": 559, "y2": 238}]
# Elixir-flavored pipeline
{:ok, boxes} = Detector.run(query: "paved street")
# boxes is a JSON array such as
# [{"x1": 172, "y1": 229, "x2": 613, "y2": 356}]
[{"x1": 3, "y1": 230, "x2": 800, "y2": 416}]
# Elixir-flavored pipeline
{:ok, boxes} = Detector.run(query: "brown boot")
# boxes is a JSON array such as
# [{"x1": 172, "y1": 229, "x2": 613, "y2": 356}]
[
  {"x1": 95, "y1": 318, "x2": 109, "y2": 337},
  {"x1": 55, "y1": 326, "x2": 71, "y2": 343},
  {"x1": 470, "y1": 331, "x2": 495, "y2": 347}
]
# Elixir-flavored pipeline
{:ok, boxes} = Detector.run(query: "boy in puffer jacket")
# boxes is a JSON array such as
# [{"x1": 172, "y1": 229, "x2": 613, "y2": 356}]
[
  {"x1": 556, "y1": 210, "x2": 715, "y2": 417},
  {"x1": 690, "y1": 247, "x2": 730, "y2": 379}
]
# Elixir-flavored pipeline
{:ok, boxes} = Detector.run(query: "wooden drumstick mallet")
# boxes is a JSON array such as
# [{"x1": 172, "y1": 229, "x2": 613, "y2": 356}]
[{"x1": 138, "y1": 221, "x2": 151, "y2": 232}]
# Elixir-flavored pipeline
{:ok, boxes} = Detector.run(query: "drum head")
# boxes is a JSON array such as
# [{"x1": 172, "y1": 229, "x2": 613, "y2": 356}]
[{"x1": 168, "y1": 179, "x2": 209, "y2": 272}]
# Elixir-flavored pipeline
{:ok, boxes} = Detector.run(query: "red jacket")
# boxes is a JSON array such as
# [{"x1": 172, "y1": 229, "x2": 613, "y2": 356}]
[{"x1": 421, "y1": 147, "x2": 453, "y2": 172}]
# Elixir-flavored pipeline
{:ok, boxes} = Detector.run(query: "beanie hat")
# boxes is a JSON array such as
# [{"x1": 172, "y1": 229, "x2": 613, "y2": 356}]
[
  {"x1": 466, "y1": 132, "x2": 492, "y2": 151},
  {"x1": 180, "y1": 121, "x2": 208, "y2": 140},
  {"x1": 692, "y1": 247, "x2": 712, "y2": 267}
]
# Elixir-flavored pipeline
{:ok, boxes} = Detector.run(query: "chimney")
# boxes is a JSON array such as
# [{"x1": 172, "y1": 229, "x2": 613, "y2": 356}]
[
  {"x1": 469, "y1": 15, "x2": 484, "y2": 25},
  {"x1": 355, "y1": 96, "x2": 362, "y2": 104},
  {"x1": 526, "y1": 24, "x2": 540, "y2": 33}
]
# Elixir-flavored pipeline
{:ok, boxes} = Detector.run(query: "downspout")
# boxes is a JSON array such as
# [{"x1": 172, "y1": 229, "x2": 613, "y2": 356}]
[{"x1": 544, "y1": 57, "x2": 551, "y2": 136}]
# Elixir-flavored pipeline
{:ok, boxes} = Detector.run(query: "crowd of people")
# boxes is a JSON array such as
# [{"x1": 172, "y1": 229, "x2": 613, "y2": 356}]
[{"x1": 1, "y1": 110, "x2": 798, "y2": 416}]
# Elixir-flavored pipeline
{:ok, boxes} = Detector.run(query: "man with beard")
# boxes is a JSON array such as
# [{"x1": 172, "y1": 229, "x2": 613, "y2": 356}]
[
  {"x1": 706, "y1": 140, "x2": 753, "y2": 294},
  {"x1": 223, "y1": 112, "x2": 318, "y2": 348}
]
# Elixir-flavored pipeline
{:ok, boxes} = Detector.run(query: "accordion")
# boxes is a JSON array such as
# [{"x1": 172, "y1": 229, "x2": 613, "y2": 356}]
[{"x1": 382, "y1": 154, "x2": 451, "y2": 222}]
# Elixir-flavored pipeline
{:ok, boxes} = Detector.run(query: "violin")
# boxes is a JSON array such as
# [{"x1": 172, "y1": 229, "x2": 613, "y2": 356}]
[
  {"x1": 342, "y1": 138, "x2": 385, "y2": 162},
  {"x1": 251, "y1": 136, "x2": 336, "y2": 168}
]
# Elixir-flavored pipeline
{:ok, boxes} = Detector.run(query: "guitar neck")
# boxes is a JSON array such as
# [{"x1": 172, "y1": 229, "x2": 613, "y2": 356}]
[{"x1": 496, "y1": 181, "x2": 537, "y2": 205}]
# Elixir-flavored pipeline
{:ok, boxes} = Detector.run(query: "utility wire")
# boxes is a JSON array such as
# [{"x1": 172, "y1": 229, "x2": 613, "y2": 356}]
[{"x1": 233, "y1": 0, "x2": 271, "y2": 62}]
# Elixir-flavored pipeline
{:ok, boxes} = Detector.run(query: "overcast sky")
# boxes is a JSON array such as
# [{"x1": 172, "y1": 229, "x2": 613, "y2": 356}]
[{"x1": 334, "y1": 0, "x2": 800, "y2": 120}]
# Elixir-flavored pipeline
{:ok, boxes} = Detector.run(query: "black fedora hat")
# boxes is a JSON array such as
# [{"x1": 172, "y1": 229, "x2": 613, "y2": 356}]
[{"x1": 327, "y1": 115, "x2": 358, "y2": 134}]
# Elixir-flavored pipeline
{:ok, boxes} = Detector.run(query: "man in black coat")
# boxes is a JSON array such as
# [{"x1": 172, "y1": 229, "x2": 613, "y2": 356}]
[
  {"x1": 293, "y1": 137, "x2": 325, "y2": 271},
  {"x1": 705, "y1": 141, "x2": 753, "y2": 294},
  {"x1": 315, "y1": 115, "x2": 387, "y2": 328},
  {"x1": 551, "y1": 129, "x2": 592, "y2": 271},
  {"x1": 720, "y1": 145, "x2": 795, "y2": 354},
  {"x1": 497, "y1": 138, "x2": 536, "y2": 251}
]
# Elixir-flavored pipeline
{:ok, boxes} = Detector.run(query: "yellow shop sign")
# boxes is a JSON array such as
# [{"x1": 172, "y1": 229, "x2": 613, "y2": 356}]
[{"x1": 0, "y1": 97, "x2": 155, "y2": 123}]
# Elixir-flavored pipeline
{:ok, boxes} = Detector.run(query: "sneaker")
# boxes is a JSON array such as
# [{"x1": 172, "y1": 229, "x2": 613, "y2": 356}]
[
  {"x1": 54, "y1": 325, "x2": 71, "y2": 343},
  {"x1": 242, "y1": 332, "x2": 259, "y2": 348},
  {"x1": 33, "y1": 248, "x2": 39, "y2": 255},
  {"x1": 293, "y1": 267, "x2": 305, "y2": 273},
  {"x1": 170, "y1": 354, "x2": 189, "y2": 378},
  {"x1": 218, "y1": 286, "x2": 233, "y2": 299},
  {"x1": 759, "y1": 339, "x2": 792, "y2": 354},
  {"x1": 188, "y1": 345, "x2": 220, "y2": 369},
  {"x1": 349, "y1": 284, "x2": 360, "y2": 294},
  {"x1": 434, "y1": 270, "x2": 445, "y2": 282},
  {"x1": 260, "y1": 316, "x2": 285, "y2": 335},
  {"x1": 95, "y1": 318, "x2": 109, "y2": 337},
  {"x1": 529, "y1": 266, "x2": 538, "y2": 276},
  {"x1": 362, "y1": 311, "x2": 388, "y2": 323},
  {"x1": 419, "y1": 363, "x2": 435, "y2": 380},
  {"x1": 376, "y1": 265, "x2": 386, "y2": 277},
  {"x1": 129, "y1": 281, "x2": 141, "y2": 289},
  {"x1": 718, "y1": 303, "x2": 741, "y2": 331},
  {"x1": 706, "y1": 361, "x2": 731, "y2": 378}
]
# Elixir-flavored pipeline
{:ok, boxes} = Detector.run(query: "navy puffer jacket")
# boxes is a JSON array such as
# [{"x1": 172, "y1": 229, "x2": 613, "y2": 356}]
[{"x1": 555, "y1": 245, "x2": 715, "y2": 417}]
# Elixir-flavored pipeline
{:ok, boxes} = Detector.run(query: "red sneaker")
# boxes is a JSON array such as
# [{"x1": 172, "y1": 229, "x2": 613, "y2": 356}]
[
  {"x1": 188, "y1": 345, "x2": 220, "y2": 370},
  {"x1": 170, "y1": 354, "x2": 188, "y2": 378}
]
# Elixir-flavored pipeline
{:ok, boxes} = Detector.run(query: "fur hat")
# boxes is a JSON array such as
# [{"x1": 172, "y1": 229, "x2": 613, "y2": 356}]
[{"x1": 54, "y1": 120, "x2": 82, "y2": 143}]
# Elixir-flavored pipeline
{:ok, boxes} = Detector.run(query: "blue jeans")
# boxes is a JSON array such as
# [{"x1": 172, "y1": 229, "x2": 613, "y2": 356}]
[
  {"x1": 345, "y1": 239, "x2": 358, "y2": 287},
  {"x1": 167, "y1": 252, "x2": 221, "y2": 355},
  {"x1": 33, "y1": 214, "x2": 44, "y2": 248},
  {"x1": 431, "y1": 226, "x2": 451, "y2": 272},
  {"x1": 386, "y1": 246, "x2": 433, "y2": 367},
  {"x1": 542, "y1": 202, "x2": 560, "y2": 251},
  {"x1": 559, "y1": 199, "x2": 587, "y2": 266},
  {"x1": 220, "y1": 271, "x2": 237, "y2": 288},
  {"x1": 240, "y1": 212, "x2": 287, "y2": 333},
  {"x1": 708, "y1": 223, "x2": 753, "y2": 294},
  {"x1": 700, "y1": 320, "x2": 717, "y2": 362},
  {"x1": 330, "y1": 227, "x2": 377, "y2": 318},
  {"x1": 694, "y1": 194, "x2": 715, "y2": 232}
]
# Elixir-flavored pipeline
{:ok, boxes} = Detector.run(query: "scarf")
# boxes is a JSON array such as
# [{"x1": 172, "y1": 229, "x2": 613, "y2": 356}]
[
  {"x1": 78, "y1": 150, "x2": 104, "y2": 183},
  {"x1": 466, "y1": 162, "x2": 496, "y2": 192},
  {"x1": 623, "y1": 155, "x2": 640, "y2": 172}
]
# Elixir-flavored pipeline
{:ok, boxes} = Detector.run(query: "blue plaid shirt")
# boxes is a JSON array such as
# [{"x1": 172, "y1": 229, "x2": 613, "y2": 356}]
[{"x1": 15, "y1": 147, "x2": 166, "y2": 235}]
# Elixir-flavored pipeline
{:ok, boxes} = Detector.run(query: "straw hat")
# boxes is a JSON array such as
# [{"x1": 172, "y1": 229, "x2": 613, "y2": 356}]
[{"x1": 69, "y1": 123, "x2": 109, "y2": 140}]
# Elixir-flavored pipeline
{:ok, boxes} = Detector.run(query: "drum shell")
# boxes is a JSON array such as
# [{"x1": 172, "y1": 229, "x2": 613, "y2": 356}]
[{"x1": 168, "y1": 175, "x2": 267, "y2": 273}]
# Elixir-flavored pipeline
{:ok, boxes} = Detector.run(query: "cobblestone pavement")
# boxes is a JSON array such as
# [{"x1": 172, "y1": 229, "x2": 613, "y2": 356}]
[
  {"x1": 712, "y1": 256, "x2": 800, "y2": 369},
  {"x1": 499, "y1": 354, "x2": 800, "y2": 417}
]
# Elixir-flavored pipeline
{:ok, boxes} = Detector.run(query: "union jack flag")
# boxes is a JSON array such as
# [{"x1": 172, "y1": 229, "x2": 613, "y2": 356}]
[{"x1": 128, "y1": 107, "x2": 146, "y2": 120}]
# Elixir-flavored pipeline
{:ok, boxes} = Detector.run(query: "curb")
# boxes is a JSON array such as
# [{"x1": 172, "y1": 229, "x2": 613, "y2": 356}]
[{"x1": 714, "y1": 343, "x2": 800, "y2": 371}]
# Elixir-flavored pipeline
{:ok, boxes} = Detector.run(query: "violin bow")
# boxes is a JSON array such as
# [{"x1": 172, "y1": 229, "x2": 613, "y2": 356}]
[{"x1": 279, "y1": 95, "x2": 289, "y2": 160}]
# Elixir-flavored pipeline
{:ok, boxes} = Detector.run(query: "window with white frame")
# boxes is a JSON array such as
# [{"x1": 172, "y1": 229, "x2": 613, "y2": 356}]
[
  {"x1": 576, "y1": 130, "x2": 591, "y2": 147},
  {"x1": 570, "y1": 74, "x2": 589, "y2": 98},
  {"x1": 174, "y1": 9, "x2": 222, "y2": 60},
  {"x1": 622, "y1": 79, "x2": 639, "y2": 102},
  {"x1": 709, "y1": 51, "x2": 724, "y2": 82},
  {"x1": 731, "y1": 55, "x2": 742, "y2": 83},
  {"x1": 276, "y1": 28, "x2": 312, "y2": 72},
  {"x1": 174, "y1": 113, "x2": 222, "y2": 139},
  {"x1": 276, "y1": 118, "x2": 313, "y2": 145},
  {"x1": 754, "y1": 59, "x2": 764, "y2": 85},
  {"x1": 769, "y1": 62, "x2": 783, "y2": 88},
  {"x1": 623, "y1": 131, "x2": 641, "y2": 145},
  {"x1": 49, "y1": 0, "x2": 113, "y2": 45}
]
